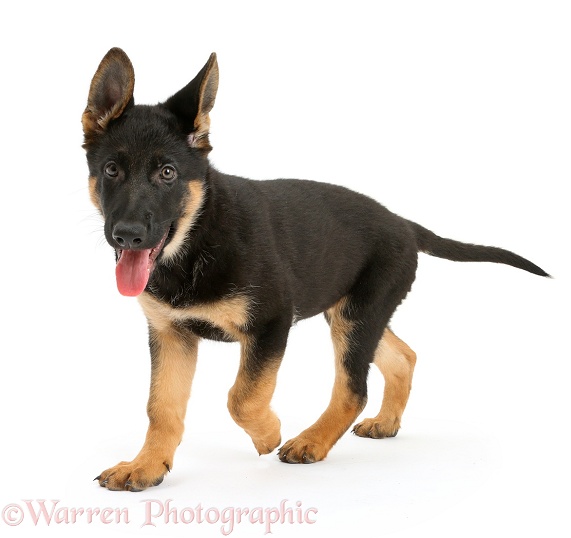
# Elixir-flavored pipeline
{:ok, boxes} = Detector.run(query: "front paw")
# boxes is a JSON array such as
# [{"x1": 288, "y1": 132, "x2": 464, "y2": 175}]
[
  {"x1": 252, "y1": 429, "x2": 281, "y2": 456},
  {"x1": 249, "y1": 414, "x2": 282, "y2": 455},
  {"x1": 95, "y1": 457, "x2": 171, "y2": 492}
]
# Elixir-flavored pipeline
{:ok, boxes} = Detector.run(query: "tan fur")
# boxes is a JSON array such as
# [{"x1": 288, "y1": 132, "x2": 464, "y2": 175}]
[
  {"x1": 353, "y1": 329, "x2": 416, "y2": 438},
  {"x1": 189, "y1": 53, "x2": 219, "y2": 151},
  {"x1": 140, "y1": 290, "x2": 282, "y2": 455},
  {"x1": 98, "y1": 289, "x2": 252, "y2": 490},
  {"x1": 161, "y1": 180, "x2": 205, "y2": 261},
  {"x1": 279, "y1": 297, "x2": 366, "y2": 463},
  {"x1": 138, "y1": 291, "x2": 251, "y2": 341},
  {"x1": 96, "y1": 324, "x2": 198, "y2": 491},
  {"x1": 227, "y1": 340, "x2": 282, "y2": 455},
  {"x1": 88, "y1": 176, "x2": 102, "y2": 213}
]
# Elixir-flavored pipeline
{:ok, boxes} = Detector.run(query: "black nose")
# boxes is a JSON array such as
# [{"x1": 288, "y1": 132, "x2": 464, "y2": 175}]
[{"x1": 112, "y1": 221, "x2": 147, "y2": 249}]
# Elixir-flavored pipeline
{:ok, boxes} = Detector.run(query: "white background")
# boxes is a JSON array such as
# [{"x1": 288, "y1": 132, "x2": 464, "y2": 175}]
[{"x1": 0, "y1": 1, "x2": 569, "y2": 537}]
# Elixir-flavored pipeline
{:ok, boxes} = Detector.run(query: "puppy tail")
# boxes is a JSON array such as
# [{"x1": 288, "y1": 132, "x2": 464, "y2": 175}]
[{"x1": 408, "y1": 221, "x2": 550, "y2": 277}]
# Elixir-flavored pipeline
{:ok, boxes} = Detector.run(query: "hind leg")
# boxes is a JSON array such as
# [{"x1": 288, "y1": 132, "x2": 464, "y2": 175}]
[
  {"x1": 279, "y1": 245, "x2": 417, "y2": 463},
  {"x1": 278, "y1": 297, "x2": 376, "y2": 463},
  {"x1": 353, "y1": 329, "x2": 416, "y2": 438}
]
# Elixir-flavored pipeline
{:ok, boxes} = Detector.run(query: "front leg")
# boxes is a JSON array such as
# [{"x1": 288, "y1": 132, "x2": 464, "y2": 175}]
[
  {"x1": 227, "y1": 319, "x2": 289, "y2": 455},
  {"x1": 96, "y1": 325, "x2": 198, "y2": 491}
]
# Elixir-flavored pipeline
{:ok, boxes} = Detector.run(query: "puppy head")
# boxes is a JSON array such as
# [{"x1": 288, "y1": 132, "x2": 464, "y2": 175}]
[{"x1": 82, "y1": 48, "x2": 218, "y2": 296}]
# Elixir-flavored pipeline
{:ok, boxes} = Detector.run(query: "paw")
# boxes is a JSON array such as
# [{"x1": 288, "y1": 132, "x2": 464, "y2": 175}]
[
  {"x1": 95, "y1": 457, "x2": 170, "y2": 492},
  {"x1": 352, "y1": 416, "x2": 400, "y2": 439},
  {"x1": 248, "y1": 414, "x2": 281, "y2": 455},
  {"x1": 237, "y1": 412, "x2": 282, "y2": 456},
  {"x1": 278, "y1": 436, "x2": 329, "y2": 464},
  {"x1": 252, "y1": 429, "x2": 281, "y2": 456}
]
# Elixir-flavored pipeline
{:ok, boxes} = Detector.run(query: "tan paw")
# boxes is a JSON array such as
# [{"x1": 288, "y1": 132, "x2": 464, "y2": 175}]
[
  {"x1": 243, "y1": 413, "x2": 281, "y2": 455},
  {"x1": 277, "y1": 436, "x2": 330, "y2": 464},
  {"x1": 252, "y1": 428, "x2": 281, "y2": 455},
  {"x1": 95, "y1": 455, "x2": 171, "y2": 492},
  {"x1": 352, "y1": 416, "x2": 400, "y2": 439}
]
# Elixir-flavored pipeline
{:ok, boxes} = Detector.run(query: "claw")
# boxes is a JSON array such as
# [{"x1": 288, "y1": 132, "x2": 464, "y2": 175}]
[
  {"x1": 277, "y1": 447, "x2": 287, "y2": 461},
  {"x1": 125, "y1": 480, "x2": 143, "y2": 492},
  {"x1": 302, "y1": 453, "x2": 315, "y2": 464}
]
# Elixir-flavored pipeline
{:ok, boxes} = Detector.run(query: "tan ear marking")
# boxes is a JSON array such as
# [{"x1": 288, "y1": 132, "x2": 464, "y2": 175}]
[{"x1": 190, "y1": 53, "x2": 219, "y2": 150}]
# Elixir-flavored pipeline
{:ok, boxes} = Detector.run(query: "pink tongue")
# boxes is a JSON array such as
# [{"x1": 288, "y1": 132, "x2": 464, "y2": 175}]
[{"x1": 115, "y1": 249, "x2": 152, "y2": 296}]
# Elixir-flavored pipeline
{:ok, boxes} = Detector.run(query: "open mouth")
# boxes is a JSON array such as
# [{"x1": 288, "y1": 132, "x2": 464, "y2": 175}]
[{"x1": 114, "y1": 226, "x2": 172, "y2": 297}]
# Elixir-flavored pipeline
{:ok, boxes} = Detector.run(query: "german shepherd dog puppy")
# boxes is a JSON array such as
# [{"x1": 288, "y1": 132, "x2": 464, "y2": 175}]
[{"x1": 83, "y1": 48, "x2": 549, "y2": 491}]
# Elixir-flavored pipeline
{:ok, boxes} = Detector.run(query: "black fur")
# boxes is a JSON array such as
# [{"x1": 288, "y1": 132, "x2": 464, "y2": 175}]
[{"x1": 83, "y1": 48, "x2": 548, "y2": 487}]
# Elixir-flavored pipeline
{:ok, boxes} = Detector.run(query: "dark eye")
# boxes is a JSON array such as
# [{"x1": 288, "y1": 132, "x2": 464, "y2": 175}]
[
  {"x1": 160, "y1": 165, "x2": 177, "y2": 183},
  {"x1": 104, "y1": 162, "x2": 119, "y2": 178}
]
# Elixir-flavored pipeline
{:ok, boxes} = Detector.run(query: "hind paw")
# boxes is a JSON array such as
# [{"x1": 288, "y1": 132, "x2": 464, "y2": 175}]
[
  {"x1": 352, "y1": 417, "x2": 400, "y2": 439},
  {"x1": 277, "y1": 436, "x2": 329, "y2": 464}
]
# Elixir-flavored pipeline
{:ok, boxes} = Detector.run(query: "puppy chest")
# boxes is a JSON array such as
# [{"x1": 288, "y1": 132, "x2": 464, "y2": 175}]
[{"x1": 138, "y1": 292, "x2": 251, "y2": 341}]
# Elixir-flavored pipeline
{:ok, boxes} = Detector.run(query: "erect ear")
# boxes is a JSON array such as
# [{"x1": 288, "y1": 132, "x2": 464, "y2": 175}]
[
  {"x1": 82, "y1": 48, "x2": 135, "y2": 144},
  {"x1": 164, "y1": 53, "x2": 219, "y2": 152}
]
